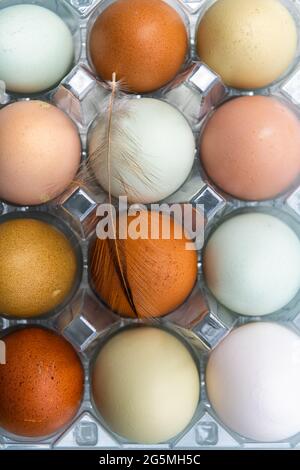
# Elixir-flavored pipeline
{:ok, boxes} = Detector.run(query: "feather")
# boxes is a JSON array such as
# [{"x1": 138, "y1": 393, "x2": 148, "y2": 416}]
[
  {"x1": 75, "y1": 72, "x2": 161, "y2": 202},
  {"x1": 74, "y1": 73, "x2": 158, "y2": 318},
  {"x1": 80, "y1": 74, "x2": 197, "y2": 319},
  {"x1": 94, "y1": 73, "x2": 138, "y2": 317}
]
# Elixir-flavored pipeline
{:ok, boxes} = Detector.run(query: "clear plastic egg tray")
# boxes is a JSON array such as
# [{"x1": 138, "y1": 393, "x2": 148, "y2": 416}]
[{"x1": 1, "y1": 0, "x2": 300, "y2": 451}]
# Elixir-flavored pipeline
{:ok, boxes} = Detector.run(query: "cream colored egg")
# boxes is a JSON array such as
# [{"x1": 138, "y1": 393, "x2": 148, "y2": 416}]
[
  {"x1": 92, "y1": 327, "x2": 200, "y2": 444},
  {"x1": 197, "y1": 0, "x2": 298, "y2": 89}
]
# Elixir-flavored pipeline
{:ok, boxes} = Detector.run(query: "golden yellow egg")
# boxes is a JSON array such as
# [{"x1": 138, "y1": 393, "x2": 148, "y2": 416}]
[{"x1": 0, "y1": 218, "x2": 79, "y2": 318}]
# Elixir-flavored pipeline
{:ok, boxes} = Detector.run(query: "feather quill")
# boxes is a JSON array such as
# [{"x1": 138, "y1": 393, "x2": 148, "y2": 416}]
[
  {"x1": 97, "y1": 73, "x2": 138, "y2": 316},
  {"x1": 75, "y1": 73, "x2": 159, "y2": 318}
]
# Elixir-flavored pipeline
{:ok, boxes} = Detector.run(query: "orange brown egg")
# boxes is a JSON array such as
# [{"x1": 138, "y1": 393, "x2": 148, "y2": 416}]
[
  {"x1": 90, "y1": 210, "x2": 198, "y2": 318},
  {"x1": 88, "y1": 0, "x2": 188, "y2": 93},
  {"x1": 0, "y1": 327, "x2": 84, "y2": 437}
]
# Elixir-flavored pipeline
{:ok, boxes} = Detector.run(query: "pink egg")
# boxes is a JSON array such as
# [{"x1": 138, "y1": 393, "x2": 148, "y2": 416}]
[
  {"x1": 0, "y1": 100, "x2": 81, "y2": 206},
  {"x1": 200, "y1": 96, "x2": 300, "y2": 201}
]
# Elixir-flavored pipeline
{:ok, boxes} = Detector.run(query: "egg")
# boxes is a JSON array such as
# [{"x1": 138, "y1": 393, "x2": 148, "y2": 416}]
[
  {"x1": 196, "y1": 0, "x2": 298, "y2": 89},
  {"x1": 0, "y1": 327, "x2": 84, "y2": 437},
  {"x1": 200, "y1": 96, "x2": 300, "y2": 201},
  {"x1": 0, "y1": 100, "x2": 81, "y2": 206},
  {"x1": 203, "y1": 212, "x2": 300, "y2": 316},
  {"x1": 88, "y1": 0, "x2": 188, "y2": 93},
  {"x1": 89, "y1": 98, "x2": 195, "y2": 203},
  {"x1": 0, "y1": 218, "x2": 79, "y2": 318},
  {"x1": 90, "y1": 210, "x2": 197, "y2": 318},
  {"x1": 206, "y1": 322, "x2": 300, "y2": 442},
  {"x1": 0, "y1": 4, "x2": 74, "y2": 93},
  {"x1": 92, "y1": 326, "x2": 200, "y2": 444}
]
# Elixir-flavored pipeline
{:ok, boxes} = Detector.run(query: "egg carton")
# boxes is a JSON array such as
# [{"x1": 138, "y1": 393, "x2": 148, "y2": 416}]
[{"x1": 1, "y1": 0, "x2": 300, "y2": 451}]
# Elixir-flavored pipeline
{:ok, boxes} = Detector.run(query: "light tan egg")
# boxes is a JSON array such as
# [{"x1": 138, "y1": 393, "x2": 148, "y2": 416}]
[
  {"x1": 0, "y1": 100, "x2": 81, "y2": 206},
  {"x1": 197, "y1": 0, "x2": 298, "y2": 89}
]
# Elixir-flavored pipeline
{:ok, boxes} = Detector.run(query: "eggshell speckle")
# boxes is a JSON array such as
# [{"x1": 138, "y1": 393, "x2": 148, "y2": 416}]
[
  {"x1": 203, "y1": 212, "x2": 300, "y2": 316},
  {"x1": 0, "y1": 100, "x2": 81, "y2": 206},
  {"x1": 197, "y1": 0, "x2": 298, "y2": 89},
  {"x1": 0, "y1": 5, "x2": 74, "y2": 93},
  {"x1": 200, "y1": 96, "x2": 300, "y2": 201},
  {"x1": 206, "y1": 323, "x2": 300, "y2": 441},
  {"x1": 92, "y1": 327, "x2": 200, "y2": 444},
  {"x1": 0, "y1": 218, "x2": 79, "y2": 318},
  {"x1": 0, "y1": 327, "x2": 84, "y2": 438},
  {"x1": 90, "y1": 210, "x2": 197, "y2": 318},
  {"x1": 89, "y1": 0, "x2": 188, "y2": 93}
]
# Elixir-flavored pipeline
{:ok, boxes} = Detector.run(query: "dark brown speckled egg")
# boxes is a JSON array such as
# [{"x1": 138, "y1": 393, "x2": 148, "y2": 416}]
[{"x1": 0, "y1": 327, "x2": 84, "y2": 437}]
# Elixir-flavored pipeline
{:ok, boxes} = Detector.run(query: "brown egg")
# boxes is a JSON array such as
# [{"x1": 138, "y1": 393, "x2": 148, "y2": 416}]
[
  {"x1": 0, "y1": 218, "x2": 79, "y2": 318},
  {"x1": 0, "y1": 327, "x2": 84, "y2": 437},
  {"x1": 90, "y1": 211, "x2": 197, "y2": 318},
  {"x1": 88, "y1": 0, "x2": 188, "y2": 93},
  {"x1": 0, "y1": 100, "x2": 81, "y2": 206}
]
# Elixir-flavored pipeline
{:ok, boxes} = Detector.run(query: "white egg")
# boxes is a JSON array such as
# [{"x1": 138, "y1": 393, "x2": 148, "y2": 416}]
[
  {"x1": 89, "y1": 98, "x2": 195, "y2": 203},
  {"x1": 203, "y1": 212, "x2": 300, "y2": 316},
  {"x1": 206, "y1": 322, "x2": 300, "y2": 442},
  {"x1": 0, "y1": 5, "x2": 74, "y2": 93}
]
